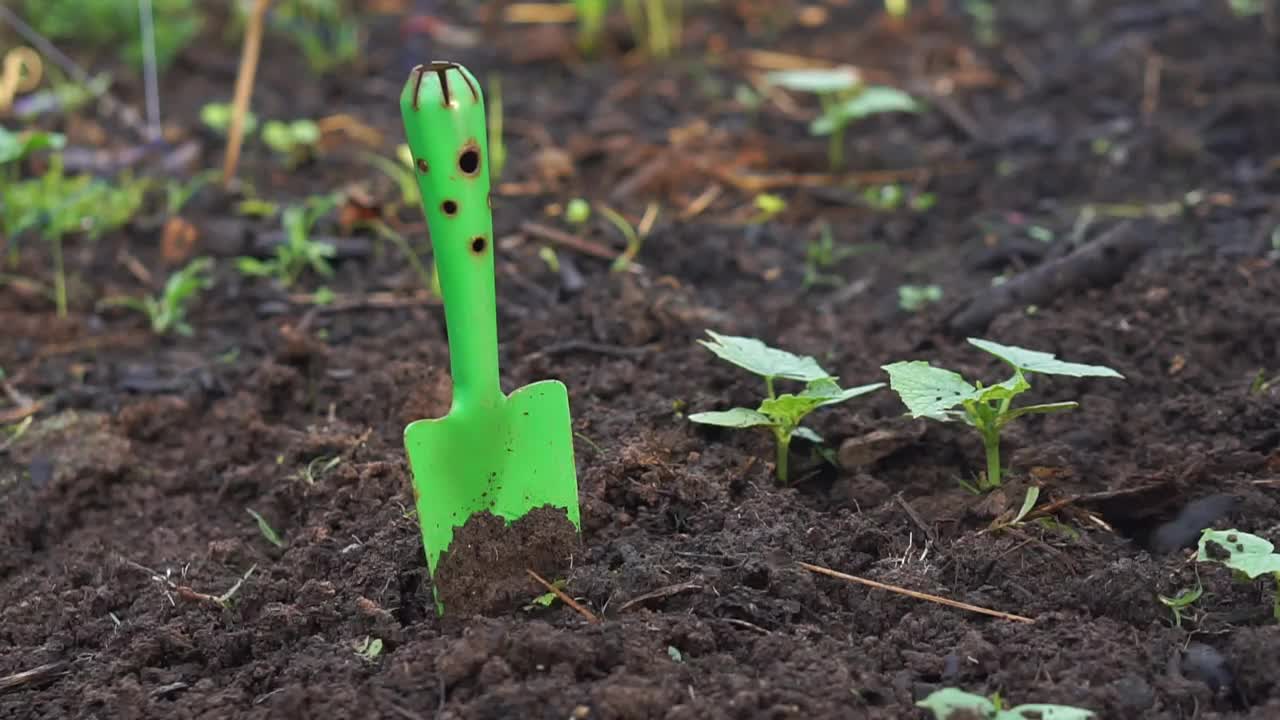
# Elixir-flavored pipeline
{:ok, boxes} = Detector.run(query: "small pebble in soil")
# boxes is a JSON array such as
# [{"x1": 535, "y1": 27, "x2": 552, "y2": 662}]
[
  {"x1": 432, "y1": 506, "x2": 580, "y2": 616},
  {"x1": 1150, "y1": 494, "x2": 1237, "y2": 555}
]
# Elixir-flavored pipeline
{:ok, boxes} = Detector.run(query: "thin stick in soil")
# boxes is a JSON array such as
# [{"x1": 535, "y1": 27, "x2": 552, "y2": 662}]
[
  {"x1": 797, "y1": 561, "x2": 1035, "y2": 624},
  {"x1": 518, "y1": 220, "x2": 618, "y2": 261},
  {"x1": 122, "y1": 559, "x2": 257, "y2": 609},
  {"x1": 944, "y1": 220, "x2": 1152, "y2": 335},
  {"x1": 222, "y1": 0, "x2": 271, "y2": 187},
  {"x1": 526, "y1": 569, "x2": 600, "y2": 624},
  {"x1": 0, "y1": 662, "x2": 69, "y2": 695}
]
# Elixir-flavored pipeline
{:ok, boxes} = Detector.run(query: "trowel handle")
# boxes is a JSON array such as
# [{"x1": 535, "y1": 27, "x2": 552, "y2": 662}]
[{"x1": 400, "y1": 63, "x2": 503, "y2": 410}]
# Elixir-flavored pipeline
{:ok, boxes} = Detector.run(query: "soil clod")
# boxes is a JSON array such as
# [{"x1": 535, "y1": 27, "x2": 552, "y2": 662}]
[{"x1": 432, "y1": 506, "x2": 580, "y2": 616}]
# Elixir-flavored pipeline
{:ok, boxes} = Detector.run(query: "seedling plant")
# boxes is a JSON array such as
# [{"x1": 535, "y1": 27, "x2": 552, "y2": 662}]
[
  {"x1": 688, "y1": 330, "x2": 884, "y2": 483},
  {"x1": 917, "y1": 688, "x2": 1094, "y2": 719},
  {"x1": 1198, "y1": 529, "x2": 1280, "y2": 621},
  {"x1": 883, "y1": 339, "x2": 1123, "y2": 492},
  {"x1": 574, "y1": 0, "x2": 611, "y2": 56},
  {"x1": 97, "y1": 257, "x2": 214, "y2": 337},
  {"x1": 765, "y1": 68, "x2": 920, "y2": 171},
  {"x1": 261, "y1": 118, "x2": 321, "y2": 168},
  {"x1": 237, "y1": 194, "x2": 339, "y2": 288}
]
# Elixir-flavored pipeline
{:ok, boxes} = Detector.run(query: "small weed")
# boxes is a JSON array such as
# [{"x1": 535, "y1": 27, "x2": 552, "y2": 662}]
[
  {"x1": 622, "y1": 0, "x2": 683, "y2": 59},
  {"x1": 352, "y1": 636, "x2": 384, "y2": 661},
  {"x1": 917, "y1": 687, "x2": 1095, "y2": 719},
  {"x1": 246, "y1": 508, "x2": 285, "y2": 548},
  {"x1": 523, "y1": 579, "x2": 566, "y2": 611},
  {"x1": 262, "y1": 119, "x2": 321, "y2": 168},
  {"x1": 0, "y1": 127, "x2": 65, "y2": 168},
  {"x1": 600, "y1": 203, "x2": 659, "y2": 272},
  {"x1": 1197, "y1": 529, "x2": 1280, "y2": 621},
  {"x1": 898, "y1": 284, "x2": 943, "y2": 312},
  {"x1": 1159, "y1": 579, "x2": 1204, "y2": 629},
  {"x1": 882, "y1": 339, "x2": 1123, "y2": 491},
  {"x1": 565, "y1": 198, "x2": 592, "y2": 226},
  {"x1": 201, "y1": 102, "x2": 258, "y2": 136},
  {"x1": 751, "y1": 193, "x2": 787, "y2": 224},
  {"x1": 766, "y1": 68, "x2": 920, "y2": 171},
  {"x1": 97, "y1": 257, "x2": 214, "y2": 337},
  {"x1": 237, "y1": 194, "x2": 339, "y2": 287},
  {"x1": 295, "y1": 455, "x2": 342, "y2": 485},
  {"x1": 574, "y1": 0, "x2": 611, "y2": 56},
  {"x1": 688, "y1": 330, "x2": 884, "y2": 483},
  {"x1": 802, "y1": 221, "x2": 873, "y2": 289}
]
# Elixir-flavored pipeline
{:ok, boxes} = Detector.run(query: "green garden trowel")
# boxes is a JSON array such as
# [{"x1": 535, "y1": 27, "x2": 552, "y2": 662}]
[{"x1": 399, "y1": 62, "x2": 581, "y2": 611}]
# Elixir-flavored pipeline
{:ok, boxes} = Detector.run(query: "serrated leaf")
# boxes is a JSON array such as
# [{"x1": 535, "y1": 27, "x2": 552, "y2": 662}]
[
  {"x1": 882, "y1": 361, "x2": 980, "y2": 420},
  {"x1": 760, "y1": 394, "x2": 828, "y2": 424},
  {"x1": 916, "y1": 688, "x2": 996, "y2": 718},
  {"x1": 802, "y1": 378, "x2": 886, "y2": 406},
  {"x1": 968, "y1": 338, "x2": 1124, "y2": 379},
  {"x1": 765, "y1": 67, "x2": 860, "y2": 94},
  {"x1": 1198, "y1": 529, "x2": 1280, "y2": 578},
  {"x1": 698, "y1": 330, "x2": 832, "y2": 382},
  {"x1": 688, "y1": 408, "x2": 775, "y2": 429},
  {"x1": 1001, "y1": 704, "x2": 1095, "y2": 719},
  {"x1": 973, "y1": 371, "x2": 1031, "y2": 403}
]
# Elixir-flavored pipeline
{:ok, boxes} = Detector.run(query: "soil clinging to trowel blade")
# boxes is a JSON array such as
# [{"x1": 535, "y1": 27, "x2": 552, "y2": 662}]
[{"x1": 432, "y1": 506, "x2": 580, "y2": 616}]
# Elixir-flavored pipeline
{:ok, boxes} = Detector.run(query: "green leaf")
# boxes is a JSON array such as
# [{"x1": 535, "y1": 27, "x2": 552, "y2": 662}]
[
  {"x1": 246, "y1": 508, "x2": 285, "y2": 548},
  {"x1": 1198, "y1": 529, "x2": 1280, "y2": 578},
  {"x1": 793, "y1": 426, "x2": 823, "y2": 444},
  {"x1": 0, "y1": 127, "x2": 67, "y2": 165},
  {"x1": 1000, "y1": 401, "x2": 1079, "y2": 424},
  {"x1": 801, "y1": 378, "x2": 885, "y2": 406},
  {"x1": 1011, "y1": 486, "x2": 1040, "y2": 524},
  {"x1": 760, "y1": 393, "x2": 829, "y2": 425},
  {"x1": 698, "y1": 330, "x2": 832, "y2": 382},
  {"x1": 881, "y1": 361, "x2": 979, "y2": 420},
  {"x1": 1000, "y1": 704, "x2": 1096, "y2": 719},
  {"x1": 916, "y1": 688, "x2": 996, "y2": 718},
  {"x1": 968, "y1": 338, "x2": 1124, "y2": 379},
  {"x1": 688, "y1": 408, "x2": 775, "y2": 429},
  {"x1": 834, "y1": 86, "x2": 921, "y2": 119},
  {"x1": 764, "y1": 67, "x2": 860, "y2": 94},
  {"x1": 972, "y1": 371, "x2": 1031, "y2": 404}
]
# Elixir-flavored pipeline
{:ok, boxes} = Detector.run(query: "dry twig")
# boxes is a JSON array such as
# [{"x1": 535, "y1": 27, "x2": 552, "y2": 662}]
[
  {"x1": 798, "y1": 561, "x2": 1034, "y2": 624},
  {"x1": 526, "y1": 569, "x2": 600, "y2": 624}
]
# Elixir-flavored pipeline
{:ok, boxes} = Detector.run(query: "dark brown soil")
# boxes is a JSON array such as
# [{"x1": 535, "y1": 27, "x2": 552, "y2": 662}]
[
  {"x1": 3, "y1": 1, "x2": 1280, "y2": 719},
  {"x1": 432, "y1": 507, "x2": 581, "y2": 617}
]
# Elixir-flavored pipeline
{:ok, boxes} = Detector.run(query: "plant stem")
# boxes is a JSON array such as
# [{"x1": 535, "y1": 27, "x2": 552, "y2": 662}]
[
  {"x1": 765, "y1": 376, "x2": 776, "y2": 399},
  {"x1": 776, "y1": 430, "x2": 790, "y2": 484},
  {"x1": 829, "y1": 125, "x2": 846, "y2": 171},
  {"x1": 982, "y1": 428, "x2": 1001, "y2": 489},
  {"x1": 51, "y1": 233, "x2": 66, "y2": 318},
  {"x1": 1272, "y1": 574, "x2": 1280, "y2": 622}
]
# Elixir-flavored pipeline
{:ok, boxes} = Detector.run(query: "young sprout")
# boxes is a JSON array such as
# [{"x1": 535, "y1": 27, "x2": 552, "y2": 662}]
[
  {"x1": 882, "y1": 339, "x2": 1123, "y2": 492},
  {"x1": 261, "y1": 119, "x2": 321, "y2": 168},
  {"x1": 688, "y1": 330, "x2": 884, "y2": 483},
  {"x1": 237, "y1": 194, "x2": 339, "y2": 287},
  {"x1": 898, "y1": 283, "x2": 942, "y2": 312},
  {"x1": 917, "y1": 688, "x2": 1095, "y2": 719},
  {"x1": 751, "y1": 193, "x2": 787, "y2": 224},
  {"x1": 565, "y1": 198, "x2": 592, "y2": 226},
  {"x1": 573, "y1": 0, "x2": 611, "y2": 56},
  {"x1": 1158, "y1": 579, "x2": 1203, "y2": 629},
  {"x1": 599, "y1": 202, "x2": 659, "y2": 273},
  {"x1": 1197, "y1": 529, "x2": 1280, "y2": 621},
  {"x1": 201, "y1": 102, "x2": 258, "y2": 136},
  {"x1": 765, "y1": 68, "x2": 920, "y2": 171},
  {"x1": 622, "y1": 0, "x2": 682, "y2": 58},
  {"x1": 98, "y1": 257, "x2": 214, "y2": 337}
]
